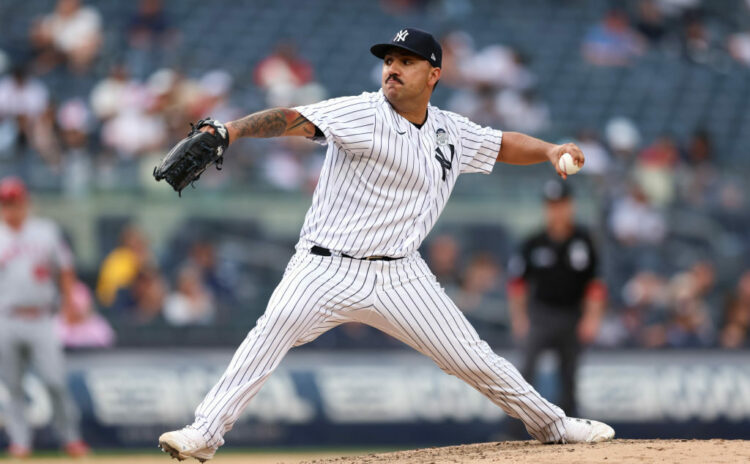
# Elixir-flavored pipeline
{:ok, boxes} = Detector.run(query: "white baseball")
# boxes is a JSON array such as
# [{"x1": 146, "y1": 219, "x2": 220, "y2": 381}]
[{"x1": 558, "y1": 152, "x2": 581, "y2": 175}]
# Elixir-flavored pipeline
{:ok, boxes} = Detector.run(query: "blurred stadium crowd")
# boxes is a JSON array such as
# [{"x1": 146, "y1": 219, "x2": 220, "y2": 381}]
[{"x1": 1, "y1": 0, "x2": 749, "y2": 350}]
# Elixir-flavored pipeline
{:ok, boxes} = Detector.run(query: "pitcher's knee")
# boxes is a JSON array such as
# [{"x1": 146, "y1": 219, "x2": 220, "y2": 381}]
[
  {"x1": 472, "y1": 340, "x2": 518, "y2": 369},
  {"x1": 292, "y1": 331, "x2": 322, "y2": 347},
  {"x1": 449, "y1": 341, "x2": 523, "y2": 382},
  {"x1": 451, "y1": 360, "x2": 495, "y2": 380}
]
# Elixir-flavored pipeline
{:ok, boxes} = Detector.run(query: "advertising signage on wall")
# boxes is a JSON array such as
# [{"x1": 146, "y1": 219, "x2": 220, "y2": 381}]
[{"x1": 0, "y1": 350, "x2": 748, "y2": 448}]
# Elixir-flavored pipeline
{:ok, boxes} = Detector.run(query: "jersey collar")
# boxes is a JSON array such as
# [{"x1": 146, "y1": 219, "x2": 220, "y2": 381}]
[{"x1": 378, "y1": 89, "x2": 433, "y2": 133}]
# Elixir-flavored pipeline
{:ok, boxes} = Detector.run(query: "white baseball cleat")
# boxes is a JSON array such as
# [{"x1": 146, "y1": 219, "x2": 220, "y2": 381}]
[
  {"x1": 561, "y1": 417, "x2": 615, "y2": 443},
  {"x1": 158, "y1": 426, "x2": 216, "y2": 462}
]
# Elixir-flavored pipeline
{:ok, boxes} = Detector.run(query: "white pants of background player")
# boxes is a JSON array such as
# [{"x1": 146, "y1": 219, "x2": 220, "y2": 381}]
[
  {"x1": 192, "y1": 251, "x2": 567, "y2": 448},
  {"x1": 0, "y1": 315, "x2": 82, "y2": 448}
]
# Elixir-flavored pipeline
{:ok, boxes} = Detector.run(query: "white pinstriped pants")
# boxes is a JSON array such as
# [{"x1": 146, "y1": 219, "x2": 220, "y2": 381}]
[{"x1": 192, "y1": 251, "x2": 566, "y2": 447}]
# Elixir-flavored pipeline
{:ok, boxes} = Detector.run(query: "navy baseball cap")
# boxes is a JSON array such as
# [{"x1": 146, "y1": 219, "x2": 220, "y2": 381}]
[
  {"x1": 371, "y1": 28, "x2": 442, "y2": 68},
  {"x1": 542, "y1": 179, "x2": 572, "y2": 202}
]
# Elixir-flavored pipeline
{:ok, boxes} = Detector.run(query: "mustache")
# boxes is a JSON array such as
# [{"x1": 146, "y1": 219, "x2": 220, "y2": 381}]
[{"x1": 386, "y1": 75, "x2": 403, "y2": 84}]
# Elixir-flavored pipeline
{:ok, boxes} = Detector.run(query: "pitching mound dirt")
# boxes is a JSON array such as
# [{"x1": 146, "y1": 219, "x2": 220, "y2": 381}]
[{"x1": 301, "y1": 439, "x2": 750, "y2": 464}]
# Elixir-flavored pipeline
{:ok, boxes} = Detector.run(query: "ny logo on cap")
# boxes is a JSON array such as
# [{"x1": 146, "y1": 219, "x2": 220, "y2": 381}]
[{"x1": 394, "y1": 29, "x2": 409, "y2": 42}]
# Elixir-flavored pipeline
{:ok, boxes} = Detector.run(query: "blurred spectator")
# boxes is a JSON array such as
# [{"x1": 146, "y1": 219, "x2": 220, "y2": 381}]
[
  {"x1": 90, "y1": 64, "x2": 146, "y2": 121},
  {"x1": 55, "y1": 280, "x2": 115, "y2": 348},
  {"x1": 617, "y1": 271, "x2": 669, "y2": 347},
  {"x1": 465, "y1": 46, "x2": 535, "y2": 90},
  {"x1": 662, "y1": 261, "x2": 716, "y2": 347},
  {"x1": 163, "y1": 265, "x2": 216, "y2": 326},
  {"x1": 100, "y1": 103, "x2": 166, "y2": 160},
  {"x1": 709, "y1": 179, "x2": 748, "y2": 250},
  {"x1": 254, "y1": 41, "x2": 326, "y2": 107},
  {"x1": 656, "y1": 0, "x2": 700, "y2": 17},
  {"x1": 262, "y1": 137, "x2": 324, "y2": 192},
  {"x1": 721, "y1": 271, "x2": 750, "y2": 348},
  {"x1": 676, "y1": 129, "x2": 719, "y2": 209},
  {"x1": 57, "y1": 98, "x2": 93, "y2": 194},
  {"x1": 442, "y1": 44, "x2": 535, "y2": 125},
  {"x1": 426, "y1": 234, "x2": 462, "y2": 292},
  {"x1": 30, "y1": 101, "x2": 64, "y2": 167},
  {"x1": 111, "y1": 265, "x2": 167, "y2": 325},
  {"x1": 679, "y1": 10, "x2": 717, "y2": 66},
  {"x1": 437, "y1": 30, "x2": 475, "y2": 88},
  {"x1": 608, "y1": 181, "x2": 667, "y2": 290},
  {"x1": 621, "y1": 271, "x2": 668, "y2": 310},
  {"x1": 573, "y1": 129, "x2": 610, "y2": 177},
  {"x1": 194, "y1": 70, "x2": 242, "y2": 123},
  {"x1": 448, "y1": 83, "x2": 502, "y2": 128},
  {"x1": 455, "y1": 252, "x2": 504, "y2": 316},
  {"x1": 635, "y1": 0, "x2": 668, "y2": 45},
  {"x1": 30, "y1": 0, "x2": 102, "y2": 73},
  {"x1": 100, "y1": 69, "x2": 167, "y2": 159},
  {"x1": 603, "y1": 116, "x2": 642, "y2": 201},
  {"x1": 96, "y1": 225, "x2": 153, "y2": 307},
  {"x1": 183, "y1": 240, "x2": 238, "y2": 305},
  {"x1": 126, "y1": 0, "x2": 178, "y2": 79},
  {"x1": 146, "y1": 68, "x2": 203, "y2": 142},
  {"x1": 605, "y1": 116, "x2": 642, "y2": 159},
  {"x1": 681, "y1": 128, "x2": 711, "y2": 167},
  {"x1": 625, "y1": 262, "x2": 716, "y2": 348},
  {"x1": 495, "y1": 88, "x2": 550, "y2": 135},
  {"x1": 728, "y1": 28, "x2": 750, "y2": 67},
  {"x1": 635, "y1": 134, "x2": 679, "y2": 206},
  {"x1": 583, "y1": 9, "x2": 644, "y2": 66},
  {"x1": 0, "y1": 64, "x2": 49, "y2": 151},
  {"x1": 609, "y1": 182, "x2": 667, "y2": 246},
  {"x1": 255, "y1": 41, "x2": 312, "y2": 87}
]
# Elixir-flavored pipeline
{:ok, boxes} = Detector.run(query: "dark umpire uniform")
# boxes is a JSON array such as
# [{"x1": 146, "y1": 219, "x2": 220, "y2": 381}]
[{"x1": 508, "y1": 179, "x2": 605, "y2": 417}]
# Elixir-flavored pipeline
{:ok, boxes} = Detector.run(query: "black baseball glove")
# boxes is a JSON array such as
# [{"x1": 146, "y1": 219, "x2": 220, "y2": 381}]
[{"x1": 153, "y1": 118, "x2": 230, "y2": 195}]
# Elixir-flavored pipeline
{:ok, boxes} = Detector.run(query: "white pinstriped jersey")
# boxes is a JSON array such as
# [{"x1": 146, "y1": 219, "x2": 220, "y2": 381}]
[
  {"x1": 0, "y1": 217, "x2": 73, "y2": 313},
  {"x1": 191, "y1": 93, "x2": 570, "y2": 448},
  {"x1": 294, "y1": 90, "x2": 502, "y2": 258}
]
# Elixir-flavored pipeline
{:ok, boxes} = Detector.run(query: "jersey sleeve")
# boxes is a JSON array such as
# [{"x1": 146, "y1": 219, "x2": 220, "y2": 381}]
[
  {"x1": 448, "y1": 112, "x2": 503, "y2": 175},
  {"x1": 294, "y1": 94, "x2": 375, "y2": 151}
]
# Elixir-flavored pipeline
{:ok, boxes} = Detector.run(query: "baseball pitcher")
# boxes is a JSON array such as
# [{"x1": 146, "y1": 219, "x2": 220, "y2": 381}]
[{"x1": 155, "y1": 28, "x2": 614, "y2": 462}]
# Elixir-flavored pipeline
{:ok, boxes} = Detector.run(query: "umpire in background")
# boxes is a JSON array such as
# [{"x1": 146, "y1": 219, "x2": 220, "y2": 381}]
[{"x1": 507, "y1": 179, "x2": 606, "y2": 417}]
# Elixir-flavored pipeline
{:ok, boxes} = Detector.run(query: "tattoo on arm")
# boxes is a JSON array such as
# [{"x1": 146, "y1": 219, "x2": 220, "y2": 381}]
[
  {"x1": 288, "y1": 115, "x2": 316, "y2": 136},
  {"x1": 231, "y1": 108, "x2": 316, "y2": 138}
]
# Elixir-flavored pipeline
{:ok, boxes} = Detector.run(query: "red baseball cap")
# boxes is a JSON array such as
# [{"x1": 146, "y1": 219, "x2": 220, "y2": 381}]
[{"x1": 0, "y1": 176, "x2": 28, "y2": 203}]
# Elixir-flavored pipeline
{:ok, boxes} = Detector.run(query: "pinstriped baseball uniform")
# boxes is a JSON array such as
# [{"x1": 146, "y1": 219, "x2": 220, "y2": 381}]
[
  {"x1": 191, "y1": 90, "x2": 567, "y2": 448},
  {"x1": 0, "y1": 217, "x2": 82, "y2": 448}
]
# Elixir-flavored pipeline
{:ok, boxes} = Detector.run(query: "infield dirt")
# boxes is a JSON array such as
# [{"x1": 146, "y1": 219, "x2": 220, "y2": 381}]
[
  {"x1": 14, "y1": 439, "x2": 750, "y2": 463},
  {"x1": 303, "y1": 439, "x2": 750, "y2": 464}
]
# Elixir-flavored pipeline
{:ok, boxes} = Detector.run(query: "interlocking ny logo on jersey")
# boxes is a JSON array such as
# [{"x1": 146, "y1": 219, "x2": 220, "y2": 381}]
[
  {"x1": 394, "y1": 30, "x2": 409, "y2": 42},
  {"x1": 434, "y1": 144, "x2": 455, "y2": 181}
]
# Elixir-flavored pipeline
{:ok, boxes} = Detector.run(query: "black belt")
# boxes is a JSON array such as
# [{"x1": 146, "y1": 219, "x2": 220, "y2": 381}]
[{"x1": 310, "y1": 246, "x2": 402, "y2": 261}]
